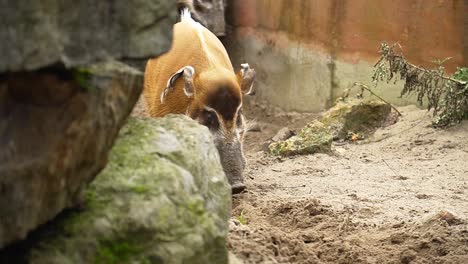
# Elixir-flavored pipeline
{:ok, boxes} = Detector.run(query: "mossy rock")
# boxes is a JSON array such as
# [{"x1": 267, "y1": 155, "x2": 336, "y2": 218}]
[
  {"x1": 269, "y1": 121, "x2": 332, "y2": 156},
  {"x1": 268, "y1": 99, "x2": 391, "y2": 157},
  {"x1": 0, "y1": 60, "x2": 144, "y2": 249},
  {"x1": 321, "y1": 99, "x2": 391, "y2": 139},
  {"x1": 11, "y1": 115, "x2": 231, "y2": 264}
]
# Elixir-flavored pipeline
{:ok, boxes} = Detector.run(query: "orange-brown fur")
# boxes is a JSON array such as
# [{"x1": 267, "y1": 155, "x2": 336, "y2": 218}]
[{"x1": 143, "y1": 17, "x2": 242, "y2": 119}]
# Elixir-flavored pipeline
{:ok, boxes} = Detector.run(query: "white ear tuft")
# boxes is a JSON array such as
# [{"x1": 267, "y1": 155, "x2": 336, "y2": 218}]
[
  {"x1": 239, "y1": 63, "x2": 256, "y2": 95},
  {"x1": 182, "y1": 66, "x2": 195, "y2": 97},
  {"x1": 160, "y1": 66, "x2": 195, "y2": 104}
]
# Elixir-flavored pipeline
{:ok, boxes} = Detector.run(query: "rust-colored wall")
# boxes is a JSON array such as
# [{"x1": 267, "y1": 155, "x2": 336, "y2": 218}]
[
  {"x1": 225, "y1": 0, "x2": 467, "y2": 112},
  {"x1": 230, "y1": 0, "x2": 466, "y2": 73}
]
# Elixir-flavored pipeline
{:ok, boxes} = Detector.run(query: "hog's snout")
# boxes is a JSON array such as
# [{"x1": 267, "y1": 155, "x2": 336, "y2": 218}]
[{"x1": 214, "y1": 138, "x2": 246, "y2": 194}]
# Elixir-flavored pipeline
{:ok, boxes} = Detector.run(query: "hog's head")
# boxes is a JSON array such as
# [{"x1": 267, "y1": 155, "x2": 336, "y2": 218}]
[{"x1": 161, "y1": 63, "x2": 255, "y2": 193}]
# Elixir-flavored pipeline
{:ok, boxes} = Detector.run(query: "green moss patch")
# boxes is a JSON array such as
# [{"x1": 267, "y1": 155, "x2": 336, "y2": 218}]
[
  {"x1": 95, "y1": 239, "x2": 144, "y2": 264},
  {"x1": 269, "y1": 121, "x2": 332, "y2": 156},
  {"x1": 23, "y1": 116, "x2": 230, "y2": 264},
  {"x1": 269, "y1": 99, "x2": 392, "y2": 157},
  {"x1": 321, "y1": 99, "x2": 391, "y2": 140}
]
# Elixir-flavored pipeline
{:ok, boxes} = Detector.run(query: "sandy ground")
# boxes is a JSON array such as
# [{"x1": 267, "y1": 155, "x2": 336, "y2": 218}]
[{"x1": 228, "y1": 101, "x2": 468, "y2": 264}]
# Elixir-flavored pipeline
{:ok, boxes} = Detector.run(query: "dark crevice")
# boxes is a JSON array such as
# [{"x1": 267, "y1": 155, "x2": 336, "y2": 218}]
[{"x1": 0, "y1": 208, "x2": 83, "y2": 264}]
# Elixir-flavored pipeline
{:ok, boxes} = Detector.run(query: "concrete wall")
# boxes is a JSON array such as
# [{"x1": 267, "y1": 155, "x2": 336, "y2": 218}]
[{"x1": 225, "y1": 0, "x2": 467, "y2": 112}]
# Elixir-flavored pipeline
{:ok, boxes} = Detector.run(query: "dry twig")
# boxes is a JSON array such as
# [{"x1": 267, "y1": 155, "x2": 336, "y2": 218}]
[{"x1": 353, "y1": 82, "x2": 402, "y2": 116}]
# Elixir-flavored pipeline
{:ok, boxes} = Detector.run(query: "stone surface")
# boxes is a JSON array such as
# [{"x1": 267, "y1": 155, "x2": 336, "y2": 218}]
[
  {"x1": 0, "y1": 0, "x2": 177, "y2": 72},
  {"x1": 246, "y1": 121, "x2": 262, "y2": 132},
  {"x1": 131, "y1": 95, "x2": 151, "y2": 118},
  {"x1": 0, "y1": 61, "x2": 143, "y2": 248},
  {"x1": 0, "y1": 116, "x2": 231, "y2": 263},
  {"x1": 321, "y1": 99, "x2": 392, "y2": 140},
  {"x1": 269, "y1": 121, "x2": 332, "y2": 157},
  {"x1": 182, "y1": 0, "x2": 227, "y2": 36},
  {"x1": 225, "y1": 31, "x2": 333, "y2": 112},
  {"x1": 268, "y1": 99, "x2": 391, "y2": 156},
  {"x1": 272, "y1": 127, "x2": 294, "y2": 142}
]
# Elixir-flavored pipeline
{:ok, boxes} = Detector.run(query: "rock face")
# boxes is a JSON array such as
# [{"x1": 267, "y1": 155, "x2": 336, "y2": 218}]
[
  {"x1": 0, "y1": 0, "x2": 181, "y2": 249},
  {"x1": 0, "y1": 0, "x2": 231, "y2": 252},
  {"x1": 180, "y1": 0, "x2": 227, "y2": 36},
  {"x1": 269, "y1": 121, "x2": 332, "y2": 157},
  {"x1": 0, "y1": 1, "x2": 177, "y2": 72},
  {"x1": 1, "y1": 116, "x2": 231, "y2": 264},
  {"x1": 321, "y1": 99, "x2": 392, "y2": 140},
  {"x1": 0, "y1": 61, "x2": 143, "y2": 248},
  {"x1": 269, "y1": 99, "x2": 392, "y2": 156}
]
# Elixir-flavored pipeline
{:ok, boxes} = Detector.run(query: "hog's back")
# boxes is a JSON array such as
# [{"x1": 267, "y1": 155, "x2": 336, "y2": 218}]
[{"x1": 144, "y1": 20, "x2": 234, "y2": 117}]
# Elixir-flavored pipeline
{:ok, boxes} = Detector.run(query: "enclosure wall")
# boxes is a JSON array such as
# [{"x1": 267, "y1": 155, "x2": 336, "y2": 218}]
[{"x1": 226, "y1": 0, "x2": 467, "y2": 112}]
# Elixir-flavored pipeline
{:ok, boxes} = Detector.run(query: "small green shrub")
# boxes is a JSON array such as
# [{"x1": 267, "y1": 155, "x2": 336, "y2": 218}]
[{"x1": 236, "y1": 210, "x2": 248, "y2": 225}]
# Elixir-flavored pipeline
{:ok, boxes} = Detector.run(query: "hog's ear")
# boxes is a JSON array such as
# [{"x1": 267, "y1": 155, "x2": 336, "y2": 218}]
[
  {"x1": 161, "y1": 66, "x2": 195, "y2": 103},
  {"x1": 237, "y1": 63, "x2": 256, "y2": 95}
]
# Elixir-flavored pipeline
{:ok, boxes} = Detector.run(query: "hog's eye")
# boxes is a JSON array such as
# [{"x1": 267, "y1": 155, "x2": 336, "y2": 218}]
[{"x1": 203, "y1": 110, "x2": 219, "y2": 129}]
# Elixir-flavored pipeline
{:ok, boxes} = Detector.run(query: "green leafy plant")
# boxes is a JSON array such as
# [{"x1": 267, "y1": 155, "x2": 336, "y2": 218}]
[
  {"x1": 372, "y1": 43, "x2": 467, "y2": 127},
  {"x1": 73, "y1": 66, "x2": 94, "y2": 91},
  {"x1": 236, "y1": 210, "x2": 248, "y2": 225},
  {"x1": 452, "y1": 67, "x2": 468, "y2": 82}
]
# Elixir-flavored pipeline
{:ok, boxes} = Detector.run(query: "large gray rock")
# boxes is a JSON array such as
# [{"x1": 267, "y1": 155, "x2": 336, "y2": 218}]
[
  {"x1": 1, "y1": 116, "x2": 231, "y2": 264},
  {"x1": 0, "y1": 0, "x2": 177, "y2": 72},
  {"x1": 0, "y1": 0, "x2": 230, "y2": 253},
  {"x1": 187, "y1": 0, "x2": 227, "y2": 36},
  {"x1": 0, "y1": 61, "x2": 143, "y2": 248}
]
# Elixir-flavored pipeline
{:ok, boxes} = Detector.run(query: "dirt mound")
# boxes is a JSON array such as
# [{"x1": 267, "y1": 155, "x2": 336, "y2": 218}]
[
  {"x1": 229, "y1": 197, "x2": 343, "y2": 264},
  {"x1": 229, "y1": 194, "x2": 468, "y2": 264},
  {"x1": 375, "y1": 213, "x2": 468, "y2": 263},
  {"x1": 229, "y1": 103, "x2": 468, "y2": 263}
]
